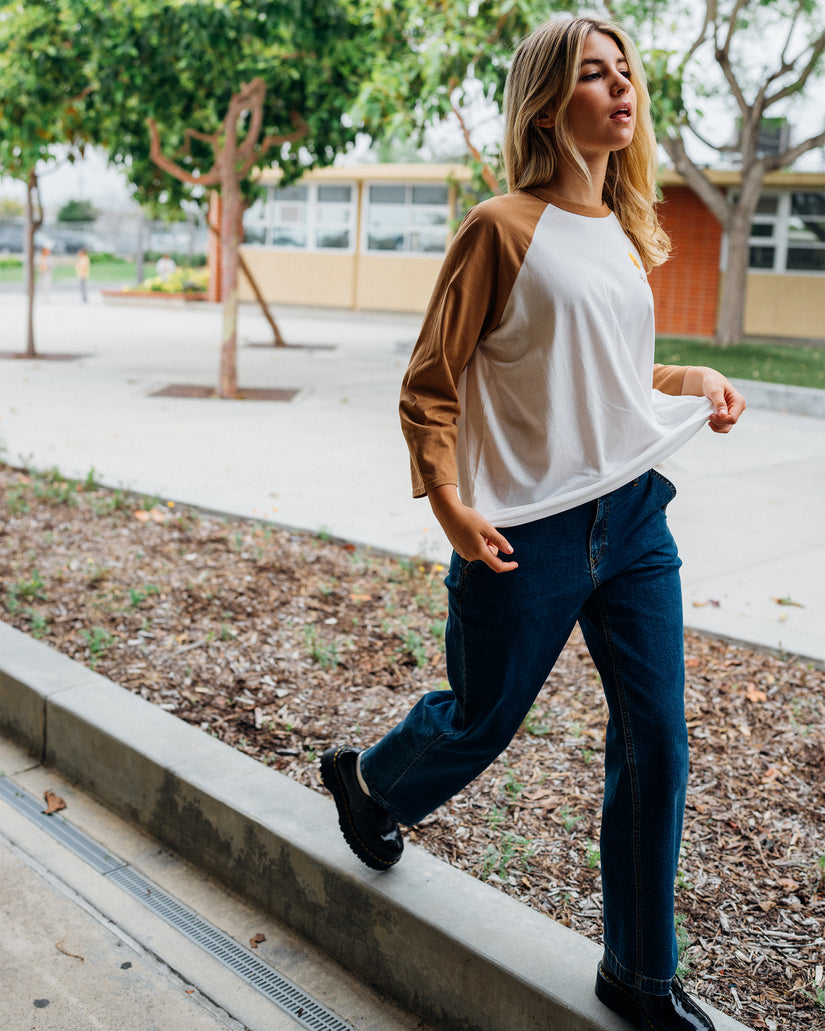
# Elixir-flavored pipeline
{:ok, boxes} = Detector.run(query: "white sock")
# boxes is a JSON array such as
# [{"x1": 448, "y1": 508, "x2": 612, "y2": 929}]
[{"x1": 356, "y1": 752, "x2": 371, "y2": 797}]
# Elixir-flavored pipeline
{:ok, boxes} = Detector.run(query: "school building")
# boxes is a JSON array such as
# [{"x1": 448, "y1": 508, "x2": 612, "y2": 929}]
[{"x1": 209, "y1": 163, "x2": 825, "y2": 342}]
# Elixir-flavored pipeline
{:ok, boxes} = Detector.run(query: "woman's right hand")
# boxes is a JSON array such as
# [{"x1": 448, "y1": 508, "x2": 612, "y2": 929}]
[{"x1": 427, "y1": 485, "x2": 518, "y2": 573}]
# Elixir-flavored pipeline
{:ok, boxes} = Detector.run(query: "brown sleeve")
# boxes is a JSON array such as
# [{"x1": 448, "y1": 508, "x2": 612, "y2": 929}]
[
  {"x1": 652, "y1": 363, "x2": 688, "y2": 395},
  {"x1": 400, "y1": 195, "x2": 541, "y2": 497}
]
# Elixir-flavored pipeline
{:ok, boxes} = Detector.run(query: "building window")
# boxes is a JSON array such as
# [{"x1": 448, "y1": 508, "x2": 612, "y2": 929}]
[
  {"x1": 364, "y1": 184, "x2": 450, "y2": 255},
  {"x1": 243, "y1": 183, "x2": 355, "y2": 251},
  {"x1": 787, "y1": 192, "x2": 825, "y2": 272},
  {"x1": 735, "y1": 190, "x2": 825, "y2": 274}
]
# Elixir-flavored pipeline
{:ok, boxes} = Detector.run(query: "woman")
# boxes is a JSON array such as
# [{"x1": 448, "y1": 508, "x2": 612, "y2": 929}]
[{"x1": 322, "y1": 17, "x2": 744, "y2": 1031}]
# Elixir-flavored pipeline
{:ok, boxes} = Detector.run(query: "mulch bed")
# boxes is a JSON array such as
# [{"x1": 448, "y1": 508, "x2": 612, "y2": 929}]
[{"x1": 1, "y1": 463, "x2": 823, "y2": 1030}]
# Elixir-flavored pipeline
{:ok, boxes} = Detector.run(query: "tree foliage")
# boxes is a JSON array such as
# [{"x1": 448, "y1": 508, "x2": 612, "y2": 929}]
[
  {"x1": 0, "y1": 0, "x2": 97, "y2": 354},
  {"x1": 356, "y1": 1, "x2": 576, "y2": 195},
  {"x1": 604, "y1": 0, "x2": 825, "y2": 343},
  {"x1": 362, "y1": 0, "x2": 824, "y2": 344},
  {"x1": 72, "y1": 0, "x2": 378, "y2": 395}
]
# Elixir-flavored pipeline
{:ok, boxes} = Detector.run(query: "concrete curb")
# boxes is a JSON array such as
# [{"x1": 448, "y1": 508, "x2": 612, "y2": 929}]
[
  {"x1": 729, "y1": 377, "x2": 825, "y2": 419},
  {"x1": 0, "y1": 621, "x2": 750, "y2": 1031}
]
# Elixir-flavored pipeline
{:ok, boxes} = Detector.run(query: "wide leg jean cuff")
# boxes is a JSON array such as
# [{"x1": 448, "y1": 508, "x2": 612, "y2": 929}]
[{"x1": 602, "y1": 948, "x2": 676, "y2": 997}]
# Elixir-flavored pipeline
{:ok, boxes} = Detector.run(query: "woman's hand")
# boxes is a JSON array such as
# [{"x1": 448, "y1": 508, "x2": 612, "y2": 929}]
[
  {"x1": 427, "y1": 484, "x2": 518, "y2": 573},
  {"x1": 682, "y1": 366, "x2": 747, "y2": 434}
]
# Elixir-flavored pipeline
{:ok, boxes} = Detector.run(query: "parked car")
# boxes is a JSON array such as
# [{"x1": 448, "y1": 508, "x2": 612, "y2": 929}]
[
  {"x1": 46, "y1": 227, "x2": 111, "y2": 254},
  {"x1": 0, "y1": 225, "x2": 66, "y2": 254},
  {"x1": 0, "y1": 224, "x2": 24, "y2": 253}
]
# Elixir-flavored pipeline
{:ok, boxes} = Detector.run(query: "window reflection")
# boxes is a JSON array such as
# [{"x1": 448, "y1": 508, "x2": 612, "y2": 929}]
[{"x1": 365, "y1": 184, "x2": 450, "y2": 255}]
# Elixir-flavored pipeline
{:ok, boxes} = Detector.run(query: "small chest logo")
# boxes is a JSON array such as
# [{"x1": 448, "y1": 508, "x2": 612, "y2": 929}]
[{"x1": 628, "y1": 251, "x2": 647, "y2": 283}]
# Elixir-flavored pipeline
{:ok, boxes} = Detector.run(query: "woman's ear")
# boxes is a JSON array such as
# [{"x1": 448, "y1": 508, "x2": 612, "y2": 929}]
[{"x1": 534, "y1": 111, "x2": 555, "y2": 129}]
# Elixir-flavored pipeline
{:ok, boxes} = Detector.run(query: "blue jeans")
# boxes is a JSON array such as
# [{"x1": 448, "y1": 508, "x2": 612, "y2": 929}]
[{"x1": 361, "y1": 470, "x2": 688, "y2": 994}]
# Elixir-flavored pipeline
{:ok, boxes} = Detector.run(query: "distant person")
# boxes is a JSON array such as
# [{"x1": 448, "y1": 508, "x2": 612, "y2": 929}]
[
  {"x1": 156, "y1": 253, "x2": 176, "y2": 281},
  {"x1": 38, "y1": 247, "x2": 54, "y2": 300},
  {"x1": 75, "y1": 248, "x2": 90, "y2": 302}
]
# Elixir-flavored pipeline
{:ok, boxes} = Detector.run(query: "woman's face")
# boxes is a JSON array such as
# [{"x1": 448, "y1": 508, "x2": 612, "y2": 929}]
[{"x1": 562, "y1": 31, "x2": 636, "y2": 161}]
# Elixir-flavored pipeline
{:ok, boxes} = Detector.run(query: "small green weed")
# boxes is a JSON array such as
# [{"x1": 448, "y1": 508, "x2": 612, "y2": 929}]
[
  {"x1": 484, "y1": 806, "x2": 507, "y2": 831},
  {"x1": 25, "y1": 609, "x2": 48, "y2": 639},
  {"x1": 479, "y1": 831, "x2": 536, "y2": 881},
  {"x1": 585, "y1": 839, "x2": 600, "y2": 869},
  {"x1": 521, "y1": 703, "x2": 551, "y2": 736},
  {"x1": 31, "y1": 467, "x2": 78, "y2": 506},
  {"x1": 79, "y1": 626, "x2": 115, "y2": 669},
  {"x1": 128, "y1": 584, "x2": 161, "y2": 608},
  {"x1": 5, "y1": 483, "x2": 30, "y2": 515},
  {"x1": 502, "y1": 768, "x2": 526, "y2": 802},
  {"x1": 558, "y1": 805, "x2": 583, "y2": 833},
  {"x1": 399, "y1": 628, "x2": 428, "y2": 668},
  {"x1": 675, "y1": 913, "x2": 692, "y2": 977},
  {"x1": 304, "y1": 624, "x2": 340, "y2": 669},
  {"x1": 5, "y1": 570, "x2": 47, "y2": 613}
]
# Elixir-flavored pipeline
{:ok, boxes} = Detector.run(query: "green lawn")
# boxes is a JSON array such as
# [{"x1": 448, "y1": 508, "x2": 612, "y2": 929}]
[
  {"x1": 0, "y1": 259, "x2": 137, "y2": 284},
  {"x1": 656, "y1": 337, "x2": 824, "y2": 390}
]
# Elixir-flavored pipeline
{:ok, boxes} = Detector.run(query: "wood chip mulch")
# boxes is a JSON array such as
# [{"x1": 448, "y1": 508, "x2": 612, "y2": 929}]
[{"x1": 2, "y1": 464, "x2": 823, "y2": 1030}]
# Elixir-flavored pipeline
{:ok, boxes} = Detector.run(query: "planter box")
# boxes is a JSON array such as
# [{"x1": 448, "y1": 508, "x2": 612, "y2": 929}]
[{"x1": 102, "y1": 289, "x2": 208, "y2": 306}]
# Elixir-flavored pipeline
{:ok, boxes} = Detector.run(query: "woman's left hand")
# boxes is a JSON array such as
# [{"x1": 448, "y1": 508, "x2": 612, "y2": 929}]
[{"x1": 682, "y1": 366, "x2": 747, "y2": 434}]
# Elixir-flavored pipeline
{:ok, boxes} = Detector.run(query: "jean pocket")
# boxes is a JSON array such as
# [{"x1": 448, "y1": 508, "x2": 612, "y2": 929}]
[{"x1": 650, "y1": 467, "x2": 678, "y2": 502}]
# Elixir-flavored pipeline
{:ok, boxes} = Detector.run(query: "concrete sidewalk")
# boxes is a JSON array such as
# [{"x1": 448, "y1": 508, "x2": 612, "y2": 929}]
[{"x1": 1, "y1": 289, "x2": 823, "y2": 665}]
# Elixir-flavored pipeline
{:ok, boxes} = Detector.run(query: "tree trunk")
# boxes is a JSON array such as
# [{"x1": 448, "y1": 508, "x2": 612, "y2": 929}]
[
  {"x1": 24, "y1": 168, "x2": 41, "y2": 358},
  {"x1": 715, "y1": 168, "x2": 763, "y2": 347},
  {"x1": 218, "y1": 174, "x2": 241, "y2": 398}
]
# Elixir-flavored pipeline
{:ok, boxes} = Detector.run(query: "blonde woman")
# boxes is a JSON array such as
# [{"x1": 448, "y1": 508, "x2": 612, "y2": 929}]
[{"x1": 323, "y1": 17, "x2": 744, "y2": 1031}]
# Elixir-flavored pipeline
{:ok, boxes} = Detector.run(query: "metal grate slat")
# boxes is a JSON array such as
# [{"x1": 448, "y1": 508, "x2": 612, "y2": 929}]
[{"x1": 0, "y1": 776, "x2": 355, "y2": 1031}]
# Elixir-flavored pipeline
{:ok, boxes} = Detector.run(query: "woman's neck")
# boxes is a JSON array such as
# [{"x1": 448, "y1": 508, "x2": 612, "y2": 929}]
[{"x1": 548, "y1": 153, "x2": 608, "y2": 208}]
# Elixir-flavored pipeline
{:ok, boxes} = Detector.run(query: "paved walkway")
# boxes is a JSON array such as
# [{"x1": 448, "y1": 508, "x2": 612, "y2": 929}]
[{"x1": 1, "y1": 287, "x2": 822, "y2": 664}]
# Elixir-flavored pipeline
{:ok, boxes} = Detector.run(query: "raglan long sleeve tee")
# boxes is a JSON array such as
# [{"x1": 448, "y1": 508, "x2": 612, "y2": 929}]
[{"x1": 399, "y1": 186, "x2": 713, "y2": 527}]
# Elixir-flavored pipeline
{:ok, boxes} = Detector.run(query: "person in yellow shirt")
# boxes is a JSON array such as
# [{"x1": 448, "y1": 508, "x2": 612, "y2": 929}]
[{"x1": 75, "y1": 248, "x2": 90, "y2": 302}]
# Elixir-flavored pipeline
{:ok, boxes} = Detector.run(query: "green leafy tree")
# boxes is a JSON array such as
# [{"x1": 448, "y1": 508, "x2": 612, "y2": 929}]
[
  {"x1": 57, "y1": 199, "x2": 100, "y2": 222},
  {"x1": 363, "y1": 1, "x2": 823, "y2": 345},
  {"x1": 81, "y1": 0, "x2": 377, "y2": 397},
  {"x1": 356, "y1": 1, "x2": 574, "y2": 197},
  {"x1": 610, "y1": 0, "x2": 825, "y2": 345},
  {"x1": 0, "y1": 0, "x2": 95, "y2": 355}
]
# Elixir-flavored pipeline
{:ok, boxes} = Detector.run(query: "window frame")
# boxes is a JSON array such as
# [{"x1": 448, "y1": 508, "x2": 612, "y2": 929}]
[
  {"x1": 361, "y1": 182, "x2": 452, "y2": 258},
  {"x1": 243, "y1": 181, "x2": 357, "y2": 254},
  {"x1": 724, "y1": 189, "x2": 825, "y2": 276}
]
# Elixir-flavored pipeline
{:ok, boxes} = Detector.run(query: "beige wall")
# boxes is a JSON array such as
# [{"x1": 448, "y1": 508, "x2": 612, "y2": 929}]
[
  {"x1": 354, "y1": 254, "x2": 443, "y2": 312},
  {"x1": 239, "y1": 246, "x2": 445, "y2": 313},
  {"x1": 239, "y1": 248, "x2": 355, "y2": 309},
  {"x1": 743, "y1": 274, "x2": 825, "y2": 340}
]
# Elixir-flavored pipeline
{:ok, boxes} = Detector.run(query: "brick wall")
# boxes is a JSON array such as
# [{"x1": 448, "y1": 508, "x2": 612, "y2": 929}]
[{"x1": 649, "y1": 186, "x2": 722, "y2": 338}]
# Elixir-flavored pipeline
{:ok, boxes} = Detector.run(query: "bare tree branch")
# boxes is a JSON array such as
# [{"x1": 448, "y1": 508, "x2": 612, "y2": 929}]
[
  {"x1": 450, "y1": 98, "x2": 501, "y2": 195},
  {"x1": 679, "y1": 0, "x2": 714, "y2": 72},
  {"x1": 660, "y1": 132, "x2": 731, "y2": 226},
  {"x1": 148, "y1": 118, "x2": 222, "y2": 187},
  {"x1": 714, "y1": 1, "x2": 751, "y2": 117},
  {"x1": 762, "y1": 128, "x2": 825, "y2": 173},
  {"x1": 765, "y1": 31, "x2": 825, "y2": 107},
  {"x1": 779, "y1": 0, "x2": 806, "y2": 67}
]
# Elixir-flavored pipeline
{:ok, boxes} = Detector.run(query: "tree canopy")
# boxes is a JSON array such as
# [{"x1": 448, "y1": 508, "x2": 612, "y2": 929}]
[
  {"x1": 72, "y1": 0, "x2": 380, "y2": 395},
  {"x1": 0, "y1": 0, "x2": 98, "y2": 354}
]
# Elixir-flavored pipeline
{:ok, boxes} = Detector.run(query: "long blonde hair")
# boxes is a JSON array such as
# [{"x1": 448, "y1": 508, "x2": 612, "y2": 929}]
[{"x1": 502, "y1": 17, "x2": 670, "y2": 269}]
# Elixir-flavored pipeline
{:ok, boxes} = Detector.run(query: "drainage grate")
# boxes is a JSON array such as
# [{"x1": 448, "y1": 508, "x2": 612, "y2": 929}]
[
  {"x1": 0, "y1": 776, "x2": 356, "y2": 1031},
  {"x1": 0, "y1": 776, "x2": 125, "y2": 875}
]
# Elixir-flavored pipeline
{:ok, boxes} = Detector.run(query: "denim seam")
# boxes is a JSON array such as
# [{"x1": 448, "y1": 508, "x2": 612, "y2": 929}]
[{"x1": 595, "y1": 588, "x2": 645, "y2": 990}]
